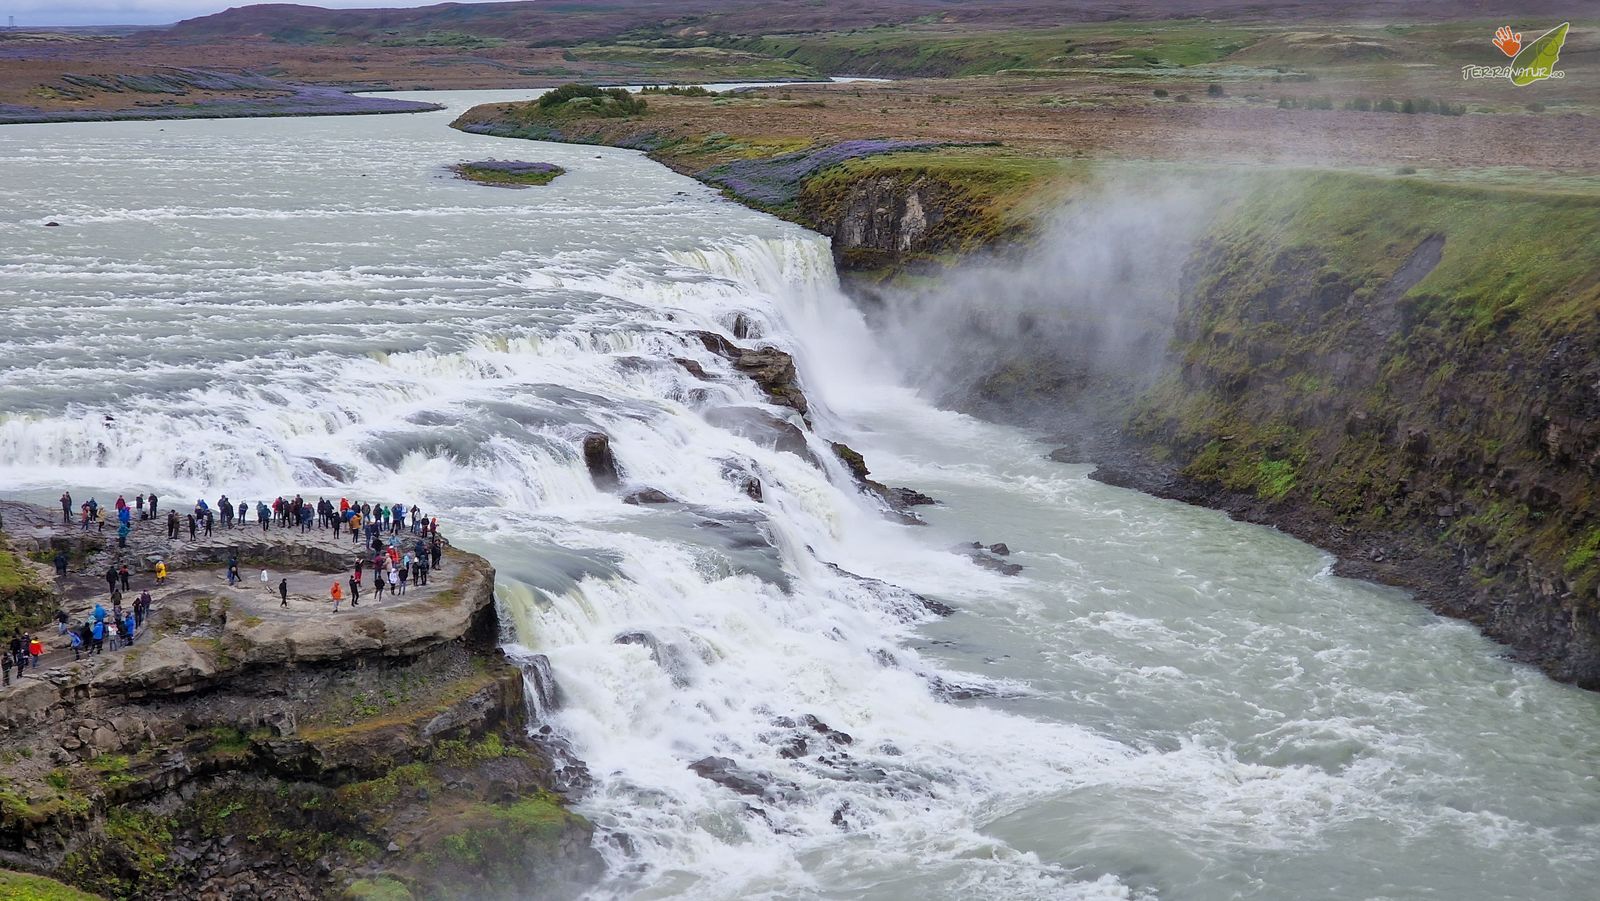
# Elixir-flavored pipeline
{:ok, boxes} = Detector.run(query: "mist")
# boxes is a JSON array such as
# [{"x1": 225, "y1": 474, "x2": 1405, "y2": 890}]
[{"x1": 865, "y1": 175, "x2": 1222, "y2": 439}]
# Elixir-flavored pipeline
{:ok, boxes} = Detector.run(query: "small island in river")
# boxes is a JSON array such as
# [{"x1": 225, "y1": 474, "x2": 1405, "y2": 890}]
[{"x1": 451, "y1": 160, "x2": 566, "y2": 188}]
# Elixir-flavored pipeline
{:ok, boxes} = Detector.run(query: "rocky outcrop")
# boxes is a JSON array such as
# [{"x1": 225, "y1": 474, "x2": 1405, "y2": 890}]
[
  {"x1": 0, "y1": 516, "x2": 603, "y2": 899},
  {"x1": 689, "y1": 331, "x2": 808, "y2": 418}
]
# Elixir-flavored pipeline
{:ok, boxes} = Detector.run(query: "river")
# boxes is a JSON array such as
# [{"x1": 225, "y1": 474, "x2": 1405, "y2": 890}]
[{"x1": 1, "y1": 90, "x2": 1597, "y2": 901}]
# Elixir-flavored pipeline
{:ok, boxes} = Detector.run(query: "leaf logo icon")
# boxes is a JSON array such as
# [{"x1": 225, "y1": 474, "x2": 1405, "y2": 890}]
[{"x1": 1510, "y1": 22, "x2": 1569, "y2": 86}]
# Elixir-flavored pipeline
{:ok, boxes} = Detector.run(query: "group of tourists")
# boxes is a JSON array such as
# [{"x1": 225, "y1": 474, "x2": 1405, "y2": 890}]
[
  {"x1": 58, "y1": 491, "x2": 444, "y2": 544},
  {"x1": 2, "y1": 489, "x2": 452, "y2": 689}
]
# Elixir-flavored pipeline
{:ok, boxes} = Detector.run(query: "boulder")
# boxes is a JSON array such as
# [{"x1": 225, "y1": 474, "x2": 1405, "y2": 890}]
[
  {"x1": 673, "y1": 357, "x2": 710, "y2": 380},
  {"x1": 581, "y1": 432, "x2": 620, "y2": 490},
  {"x1": 731, "y1": 347, "x2": 809, "y2": 418},
  {"x1": 688, "y1": 756, "x2": 768, "y2": 798},
  {"x1": 706, "y1": 406, "x2": 815, "y2": 462},
  {"x1": 622, "y1": 488, "x2": 674, "y2": 505},
  {"x1": 887, "y1": 486, "x2": 938, "y2": 508}
]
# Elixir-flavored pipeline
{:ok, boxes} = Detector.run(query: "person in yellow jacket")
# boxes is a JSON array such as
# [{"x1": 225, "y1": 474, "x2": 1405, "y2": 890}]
[{"x1": 154, "y1": 561, "x2": 168, "y2": 584}]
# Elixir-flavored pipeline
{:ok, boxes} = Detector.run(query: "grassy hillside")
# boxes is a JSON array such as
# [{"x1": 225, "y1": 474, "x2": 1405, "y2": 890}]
[{"x1": 732, "y1": 22, "x2": 1258, "y2": 77}]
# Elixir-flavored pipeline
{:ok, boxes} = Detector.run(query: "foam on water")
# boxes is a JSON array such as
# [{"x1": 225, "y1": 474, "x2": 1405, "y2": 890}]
[{"x1": 3, "y1": 94, "x2": 1599, "y2": 901}]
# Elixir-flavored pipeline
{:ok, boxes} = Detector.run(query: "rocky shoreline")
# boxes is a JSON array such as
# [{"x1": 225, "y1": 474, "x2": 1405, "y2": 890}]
[
  {"x1": 0, "y1": 69, "x2": 442, "y2": 126},
  {"x1": 0, "y1": 502, "x2": 601, "y2": 900}
]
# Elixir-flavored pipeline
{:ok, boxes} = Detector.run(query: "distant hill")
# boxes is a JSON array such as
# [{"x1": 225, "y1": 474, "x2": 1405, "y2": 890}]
[{"x1": 166, "y1": 0, "x2": 1575, "y2": 45}]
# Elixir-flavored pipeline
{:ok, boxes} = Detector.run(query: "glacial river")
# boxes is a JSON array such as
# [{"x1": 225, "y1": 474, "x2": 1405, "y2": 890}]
[{"x1": 2, "y1": 91, "x2": 1597, "y2": 900}]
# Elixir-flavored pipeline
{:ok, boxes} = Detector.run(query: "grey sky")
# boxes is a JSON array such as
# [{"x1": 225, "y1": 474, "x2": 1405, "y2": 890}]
[{"x1": 4, "y1": 0, "x2": 456, "y2": 27}]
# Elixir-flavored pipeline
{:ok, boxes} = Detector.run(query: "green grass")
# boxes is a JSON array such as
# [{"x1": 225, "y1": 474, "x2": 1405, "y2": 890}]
[
  {"x1": 377, "y1": 30, "x2": 503, "y2": 48},
  {"x1": 345, "y1": 876, "x2": 414, "y2": 901},
  {"x1": 451, "y1": 162, "x2": 566, "y2": 187},
  {"x1": 731, "y1": 21, "x2": 1259, "y2": 77},
  {"x1": 0, "y1": 870, "x2": 102, "y2": 900},
  {"x1": 559, "y1": 45, "x2": 820, "y2": 80}
]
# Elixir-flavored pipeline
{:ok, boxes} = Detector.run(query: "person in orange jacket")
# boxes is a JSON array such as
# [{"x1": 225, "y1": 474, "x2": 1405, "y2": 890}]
[{"x1": 331, "y1": 581, "x2": 344, "y2": 611}]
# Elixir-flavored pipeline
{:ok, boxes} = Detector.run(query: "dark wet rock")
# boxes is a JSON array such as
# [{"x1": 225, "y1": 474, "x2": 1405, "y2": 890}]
[
  {"x1": 673, "y1": 357, "x2": 710, "y2": 379},
  {"x1": 623, "y1": 488, "x2": 674, "y2": 505},
  {"x1": 801, "y1": 714, "x2": 853, "y2": 746},
  {"x1": 821, "y1": 560, "x2": 953, "y2": 619},
  {"x1": 524, "y1": 654, "x2": 562, "y2": 718},
  {"x1": 731, "y1": 346, "x2": 809, "y2": 418},
  {"x1": 688, "y1": 756, "x2": 768, "y2": 798},
  {"x1": 707, "y1": 406, "x2": 817, "y2": 462},
  {"x1": 44, "y1": 221, "x2": 60, "y2": 227},
  {"x1": 955, "y1": 543, "x2": 1023, "y2": 575},
  {"x1": 688, "y1": 329, "x2": 738, "y2": 357},
  {"x1": 929, "y1": 675, "x2": 1003, "y2": 701},
  {"x1": 831, "y1": 803, "x2": 852, "y2": 829},
  {"x1": 308, "y1": 457, "x2": 354, "y2": 483},
  {"x1": 582, "y1": 432, "x2": 621, "y2": 490},
  {"x1": 732, "y1": 313, "x2": 760, "y2": 340},
  {"x1": 988, "y1": 543, "x2": 1011, "y2": 556},
  {"x1": 614, "y1": 631, "x2": 655, "y2": 651},
  {"x1": 887, "y1": 486, "x2": 938, "y2": 507},
  {"x1": 830, "y1": 441, "x2": 873, "y2": 484},
  {"x1": 777, "y1": 736, "x2": 808, "y2": 759},
  {"x1": 741, "y1": 476, "x2": 764, "y2": 501},
  {"x1": 828, "y1": 442, "x2": 932, "y2": 522},
  {"x1": 687, "y1": 331, "x2": 810, "y2": 418},
  {"x1": 614, "y1": 629, "x2": 692, "y2": 686},
  {"x1": 1046, "y1": 446, "x2": 1078, "y2": 463}
]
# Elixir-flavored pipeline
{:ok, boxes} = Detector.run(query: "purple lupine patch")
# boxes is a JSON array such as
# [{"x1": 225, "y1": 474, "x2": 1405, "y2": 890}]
[{"x1": 457, "y1": 160, "x2": 564, "y2": 176}]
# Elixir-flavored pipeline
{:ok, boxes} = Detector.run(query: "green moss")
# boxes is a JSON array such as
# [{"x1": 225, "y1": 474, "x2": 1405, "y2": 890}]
[
  {"x1": 334, "y1": 762, "x2": 437, "y2": 809},
  {"x1": 87, "y1": 755, "x2": 136, "y2": 789},
  {"x1": 430, "y1": 733, "x2": 526, "y2": 767},
  {"x1": 1256, "y1": 459, "x2": 1298, "y2": 500},
  {"x1": 1564, "y1": 528, "x2": 1600, "y2": 575},
  {"x1": 0, "y1": 537, "x2": 54, "y2": 637}
]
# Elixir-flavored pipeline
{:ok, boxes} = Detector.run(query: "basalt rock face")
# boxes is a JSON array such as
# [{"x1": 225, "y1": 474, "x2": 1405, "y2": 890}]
[
  {"x1": 1093, "y1": 179, "x2": 1600, "y2": 687},
  {"x1": 0, "y1": 536, "x2": 603, "y2": 900}
]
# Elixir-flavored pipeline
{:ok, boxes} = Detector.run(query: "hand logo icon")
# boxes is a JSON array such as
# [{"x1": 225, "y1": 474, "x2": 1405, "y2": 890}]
[{"x1": 1493, "y1": 26, "x2": 1522, "y2": 58}]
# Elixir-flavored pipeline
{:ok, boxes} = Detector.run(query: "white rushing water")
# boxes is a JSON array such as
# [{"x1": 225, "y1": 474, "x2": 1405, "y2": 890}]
[{"x1": 2, "y1": 92, "x2": 1599, "y2": 901}]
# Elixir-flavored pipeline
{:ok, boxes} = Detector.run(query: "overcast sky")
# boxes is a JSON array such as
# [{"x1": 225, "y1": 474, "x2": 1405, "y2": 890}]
[{"x1": 4, "y1": 0, "x2": 455, "y2": 27}]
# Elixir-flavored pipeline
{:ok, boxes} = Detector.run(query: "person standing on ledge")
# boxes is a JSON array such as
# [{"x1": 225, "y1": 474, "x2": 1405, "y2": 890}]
[
  {"x1": 149, "y1": 492, "x2": 159, "y2": 517},
  {"x1": 279, "y1": 577, "x2": 290, "y2": 609},
  {"x1": 60, "y1": 490, "x2": 72, "y2": 524},
  {"x1": 330, "y1": 580, "x2": 342, "y2": 611}
]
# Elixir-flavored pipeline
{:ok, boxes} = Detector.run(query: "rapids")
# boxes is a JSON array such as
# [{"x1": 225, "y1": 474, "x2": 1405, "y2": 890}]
[{"x1": 1, "y1": 91, "x2": 1597, "y2": 900}]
